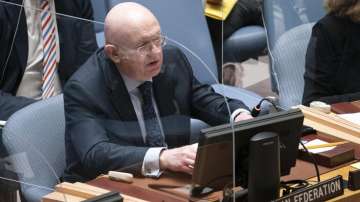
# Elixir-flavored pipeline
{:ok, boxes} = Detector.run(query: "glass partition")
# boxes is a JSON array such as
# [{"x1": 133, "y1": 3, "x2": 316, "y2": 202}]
[{"x1": 0, "y1": 1, "x2": 247, "y2": 201}]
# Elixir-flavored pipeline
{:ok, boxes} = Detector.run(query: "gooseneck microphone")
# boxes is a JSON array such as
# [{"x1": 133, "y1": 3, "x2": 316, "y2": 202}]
[{"x1": 251, "y1": 96, "x2": 280, "y2": 117}]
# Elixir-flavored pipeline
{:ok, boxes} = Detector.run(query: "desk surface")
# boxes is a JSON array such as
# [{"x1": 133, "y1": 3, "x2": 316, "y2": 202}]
[
  {"x1": 282, "y1": 132, "x2": 360, "y2": 181},
  {"x1": 88, "y1": 173, "x2": 221, "y2": 202},
  {"x1": 88, "y1": 101, "x2": 360, "y2": 201}
]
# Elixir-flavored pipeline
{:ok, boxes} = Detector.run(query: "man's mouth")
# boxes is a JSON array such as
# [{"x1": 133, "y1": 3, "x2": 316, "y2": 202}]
[{"x1": 147, "y1": 59, "x2": 160, "y2": 68}]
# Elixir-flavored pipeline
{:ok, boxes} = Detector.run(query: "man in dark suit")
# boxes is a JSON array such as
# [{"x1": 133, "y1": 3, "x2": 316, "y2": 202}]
[
  {"x1": 0, "y1": 0, "x2": 98, "y2": 120},
  {"x1": 63, "y1": 2, "x2": 252, "y2": 182},
  {"x1": 0, "y1": 0, "x2": 97, "y2": 200}
]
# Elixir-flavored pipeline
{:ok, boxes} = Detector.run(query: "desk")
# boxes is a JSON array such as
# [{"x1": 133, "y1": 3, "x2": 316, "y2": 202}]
[
  {"x1": 331, "y1": 100, "x2": 360, "y2": 114},
  {"x1": 88, "y1": 172, "x2": 221, "y2": 202},
  {"x1": 88, "y1": 101, "x2": 360, "y2": 201},
  {"x1": 282, "y1": 132, "x2": 360, "y2": 181},
  {"x1": 86, "y1": 147, "x2": 360, "y2": 202},
  {"x1": 87, "y1": 161, "x2": 360, "y2": 202},
  {"x1": 45, "y1": 101, "x2": 360, "y2": 201}
]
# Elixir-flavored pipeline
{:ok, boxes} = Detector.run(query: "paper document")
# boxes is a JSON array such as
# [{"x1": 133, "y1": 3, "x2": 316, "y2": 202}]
[
  {"x1": 0, "y1": 120, "x2": 6, "y2": 127},
  {"x1": 299, "y1": 139, "x2": 335, "y2": 154},
  {"x1": 338, "y1": 112, "x2": 360, "y2": 126},
  {"x1": 204, "y1": 0, "x2": 237, "y2": 20},
  {"x1": 351, "y1": 162, "x2": 360, "y2": 169}
]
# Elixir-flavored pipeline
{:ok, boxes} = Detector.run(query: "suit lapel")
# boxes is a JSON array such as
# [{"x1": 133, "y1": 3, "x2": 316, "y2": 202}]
[
  {"x1": 102, "y1": 56, "x2": 137, "y2": 121},
  {"x1": 153, "y1": 65, "x2": 177, "y2": 117},
  {"x1": 110, "y1": 83, "x2": 138, "y2": 121},
  {"x1": 153, "y1": 63, "x2": 189, "y2": 146}
]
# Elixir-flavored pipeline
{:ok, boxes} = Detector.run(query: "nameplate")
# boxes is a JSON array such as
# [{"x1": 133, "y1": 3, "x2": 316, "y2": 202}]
[{"x1": 273, "y1": 175, "x2": 344, "y2": 202}]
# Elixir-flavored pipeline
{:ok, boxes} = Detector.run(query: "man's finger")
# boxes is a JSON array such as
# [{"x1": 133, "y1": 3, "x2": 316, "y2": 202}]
[
  {"x1": 185, "y1": 151, "x2": 196, "y2": 160},
  {"x1": 184, "y1": 158, "x2": 195, "y2": 167},
  {"x1": 180, "y1": 165, "x2": 193, "y2": 175}
]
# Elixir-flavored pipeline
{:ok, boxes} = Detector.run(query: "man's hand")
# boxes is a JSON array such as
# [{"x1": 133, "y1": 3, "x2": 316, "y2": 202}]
[
  {"x1": 234, "y1": 113, "x2": 253, "y2": 122},
  {"x1": 159, "y1": 143, "x2": 198, "y2": 175}
]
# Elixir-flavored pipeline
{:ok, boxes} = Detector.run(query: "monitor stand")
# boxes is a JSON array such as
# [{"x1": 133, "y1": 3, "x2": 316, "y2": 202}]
[
  {"x1": 224, "y1": 132, "x2": 281, "y2": 202},
  {"x1": 248, "y1": 131, "x2": 280, "y2": 202}
]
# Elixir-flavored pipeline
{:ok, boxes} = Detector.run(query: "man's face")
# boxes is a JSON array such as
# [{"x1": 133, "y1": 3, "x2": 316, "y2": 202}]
[{"x1": 116, "y1": 20, "x2": 163, "y2": 81}]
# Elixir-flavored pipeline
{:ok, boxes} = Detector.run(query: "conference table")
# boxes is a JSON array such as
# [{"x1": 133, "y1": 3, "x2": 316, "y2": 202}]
[
  {"x1": 86, "y1": 141, "x2": 360, "y2": 202},
  {"x1": 86, "y1": 101, "x2": 360, "y2": 201}
]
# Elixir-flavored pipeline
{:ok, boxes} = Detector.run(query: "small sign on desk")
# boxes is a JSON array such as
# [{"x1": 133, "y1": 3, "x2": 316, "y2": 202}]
[{"x1": 273, "y1": 176, "x2": 344, "y2": 202}]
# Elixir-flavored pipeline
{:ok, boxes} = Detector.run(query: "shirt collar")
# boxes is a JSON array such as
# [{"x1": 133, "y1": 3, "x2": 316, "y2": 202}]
[{"x1": 120, "y1": 73, "x2": 152, "y2": 93}]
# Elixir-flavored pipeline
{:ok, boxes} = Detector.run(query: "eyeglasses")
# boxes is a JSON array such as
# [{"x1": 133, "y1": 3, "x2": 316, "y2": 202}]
[{"x1": 121, "y1": 35, "x2": 167, "y2": 57}]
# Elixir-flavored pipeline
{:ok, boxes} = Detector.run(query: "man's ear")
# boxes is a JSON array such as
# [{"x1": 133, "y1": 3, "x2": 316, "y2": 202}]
[{"x1": 104, "y1": 44, "x2": 121, "y2": 63}]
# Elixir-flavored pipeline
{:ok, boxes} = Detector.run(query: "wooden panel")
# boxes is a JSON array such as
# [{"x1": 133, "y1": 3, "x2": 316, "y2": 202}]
[
  {"x1": 43, "y1": 182, "x2": 147, "y2": 202},
  {"x1": 42, "y1": 192, "x2": 85, "y2": 202},
  {"x1": 331, "y1": 101, "x2": 360, "y2": 114},
  {"x1": 55, "y1": 182, "x2": 101, "y2": 199},
  {"x1": 299, "y1": 105, "x2": 360, "y2": 144}
]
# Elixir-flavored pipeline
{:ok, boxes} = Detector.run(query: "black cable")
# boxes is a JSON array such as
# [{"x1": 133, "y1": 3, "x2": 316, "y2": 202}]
[
  {"x1": 251, "y1": 96, "x2": 280, "y2": 117},
  {"x1": 277, "y1": 131, "x2": 321, "y2": 197},
  {"x1": 222, "y1": 182, "x2": 248, "y2": 202},
  {"x1": 280, "y1": 179, "x2": 309, "y2": 196},
  {"x1": 299, "y1": 141, "x2": 321, "y2": 182}
]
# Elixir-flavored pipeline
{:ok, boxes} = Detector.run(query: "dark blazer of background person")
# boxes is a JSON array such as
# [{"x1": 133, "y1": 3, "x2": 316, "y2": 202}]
[
  {"x1": 303, "y1": 13, "x2": 360, "y2": 105},
  {"x1": 63, "y1": 45, "x2": 248, "y2": 182},
  {"x1": 0, "y1": 0, "x2": 98, "y2": 120}
]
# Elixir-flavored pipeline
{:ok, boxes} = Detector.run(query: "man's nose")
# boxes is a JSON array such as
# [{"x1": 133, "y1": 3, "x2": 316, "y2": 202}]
[{"x1": 148, "y1": 42, "x2": 162, "y2": 54}]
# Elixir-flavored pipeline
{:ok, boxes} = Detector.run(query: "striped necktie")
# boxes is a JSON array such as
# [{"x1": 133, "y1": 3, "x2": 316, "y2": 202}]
[{"x1": 40, "y1": 0, "x2": 59, "y2": 99}]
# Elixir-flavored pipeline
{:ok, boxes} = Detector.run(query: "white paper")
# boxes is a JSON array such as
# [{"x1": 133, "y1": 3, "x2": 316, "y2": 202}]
[
  {"x1": 351, "y1": 162, "x2": 360, "y2": 169},
  {"x1": 0, "y1": 120, "x2": 6, "y2": 127},
  {"x1": 299, "y1": 139, "x2": 335, "y2": 154},
  {"x1": 338, "y1": 112, "x2": 360, "y2": 126}
]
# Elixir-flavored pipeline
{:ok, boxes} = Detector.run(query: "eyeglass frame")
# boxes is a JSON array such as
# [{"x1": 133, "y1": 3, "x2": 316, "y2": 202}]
[{"x1": 115, "y1": 34, "x2": 167, "y2": 58}]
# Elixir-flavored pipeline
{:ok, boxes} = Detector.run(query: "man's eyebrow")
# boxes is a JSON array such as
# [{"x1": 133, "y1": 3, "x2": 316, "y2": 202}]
[{"x1": 136, "y1": 33, "x2": 162, "y2": 46}]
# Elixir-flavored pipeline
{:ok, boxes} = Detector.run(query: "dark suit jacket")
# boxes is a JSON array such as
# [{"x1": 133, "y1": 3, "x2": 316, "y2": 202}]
[
  {"x1": 63, "y1": 45, "x2": 248, "y2": 182},
  {"x1": 0, "y1": 0, "x2": 98, "y2": 120},
  {"x1": 302, "y1": 14, "x2": 360, "y2": 105}
]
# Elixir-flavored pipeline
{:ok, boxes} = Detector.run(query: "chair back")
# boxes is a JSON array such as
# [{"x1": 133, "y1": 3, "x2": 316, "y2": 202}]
[
  {"x1": 2, "y1": 95, "x2": 65, "y2": 202},
  {"x1": 272, "y1": 23, "x2": 314, "y2": 108},
  {"x1": 109, "y1": 0, "x2": 219, "y2": 84},
  {"x1": 262, "y1": 0, "x2": 325, "y2": 104},
  {"x1": 263, "y1": 0, "x2": 325, "y2": 50},
  {"x1": 91, "y1": 0, "x2": 110, "y2": 47}
]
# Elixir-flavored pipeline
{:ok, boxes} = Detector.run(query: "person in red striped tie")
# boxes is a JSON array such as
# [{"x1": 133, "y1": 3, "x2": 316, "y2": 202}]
[
  {"x1": 0, "y1": 0, "x2": 98, "y2": 201},
  {"x1": 0, "y1": 0, "x2": 98, "y2": 121}
]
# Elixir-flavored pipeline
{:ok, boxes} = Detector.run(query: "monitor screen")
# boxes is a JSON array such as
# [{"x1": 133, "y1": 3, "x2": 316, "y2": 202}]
[{"x1": 192, "y1": 108, "x2": 304, "y2": 190}]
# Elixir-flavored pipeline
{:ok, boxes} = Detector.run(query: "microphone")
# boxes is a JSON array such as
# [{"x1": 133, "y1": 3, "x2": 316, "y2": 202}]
[{"x1": 251, "y1": 96, "x2": 280, "y2": 117}]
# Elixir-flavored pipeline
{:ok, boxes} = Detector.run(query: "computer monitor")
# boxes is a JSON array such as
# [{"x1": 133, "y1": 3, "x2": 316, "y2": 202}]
[{"x1": 192, "y1": 108, "x2": 304, "y2": 190}]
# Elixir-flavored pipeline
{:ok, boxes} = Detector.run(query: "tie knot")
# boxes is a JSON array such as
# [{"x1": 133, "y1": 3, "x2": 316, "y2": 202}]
[{"x1": 138, "y1": 81, "x2": 153, "y2": 97}]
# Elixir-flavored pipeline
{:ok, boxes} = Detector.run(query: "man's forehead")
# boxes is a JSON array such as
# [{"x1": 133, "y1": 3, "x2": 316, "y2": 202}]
[{"x1": 124, "y1": 23, "x2": 161, "y2": 45}]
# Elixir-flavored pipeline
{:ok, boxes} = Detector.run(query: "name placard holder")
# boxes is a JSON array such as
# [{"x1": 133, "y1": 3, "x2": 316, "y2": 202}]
[{"x1": 273, "y1": 175, "x2": 344, "y2": 202}]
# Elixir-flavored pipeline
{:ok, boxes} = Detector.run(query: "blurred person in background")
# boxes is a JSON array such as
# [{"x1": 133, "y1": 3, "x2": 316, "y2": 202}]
[
  {"x1": 0, "y1": 0, "x2": 97, "y2": 201},
  {"x1": 205, "y1": 0, "x2": 263, "y2": 81},
  {"x1": 303, "y1": 0, "x2": 360, "y2": 105},
  {"x1": 0, "y1": 0, "x2": 98, "y2": 120}
]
